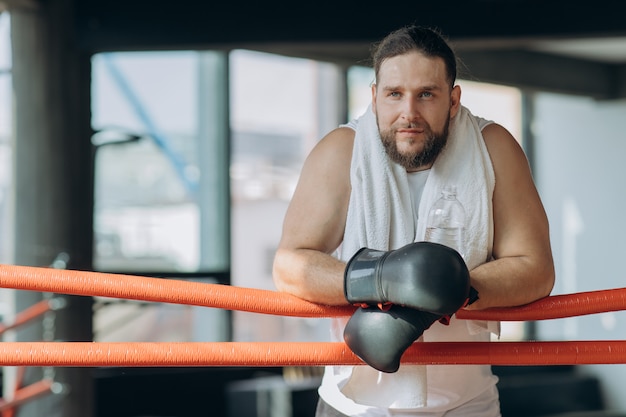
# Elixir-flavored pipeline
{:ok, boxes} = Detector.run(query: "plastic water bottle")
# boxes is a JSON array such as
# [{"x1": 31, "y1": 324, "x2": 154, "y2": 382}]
[{"x1": 424, "y1": 185, "x2": 466, "y2": 260}]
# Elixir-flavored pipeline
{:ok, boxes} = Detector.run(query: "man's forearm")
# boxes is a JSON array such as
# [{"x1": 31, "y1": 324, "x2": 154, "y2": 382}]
[
  {"x1": 273, "y1": 248, "x2": 348, "y2": 305},
  {"x1": 466, "y1": 256, "x2": 555, "y2": 310}
]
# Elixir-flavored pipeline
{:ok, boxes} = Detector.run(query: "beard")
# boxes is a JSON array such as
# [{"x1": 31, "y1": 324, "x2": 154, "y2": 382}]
[{"x1": 378, "y1": 113, "x2": 450, "y2": 171}]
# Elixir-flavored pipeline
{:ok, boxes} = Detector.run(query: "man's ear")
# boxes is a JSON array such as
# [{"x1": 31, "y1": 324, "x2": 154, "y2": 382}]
[
  {"x1": 450, "y1": 84, "x2": 461, "y2": 118},
  {"x1": 371, "y1": 83, "x2": 377, "y2": 114}
]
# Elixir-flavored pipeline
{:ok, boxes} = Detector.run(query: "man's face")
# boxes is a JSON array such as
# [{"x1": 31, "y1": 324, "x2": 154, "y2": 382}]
[{"x1": 372, "y1": 51, "x2": 461, "y2": 171}]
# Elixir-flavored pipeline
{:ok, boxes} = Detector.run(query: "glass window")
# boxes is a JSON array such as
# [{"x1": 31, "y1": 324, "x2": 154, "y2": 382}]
[
  {"x1": 229, "y1": 50, "x2": 343, "y2": 342},
  {"x1": 348, "y1": 65, "x2": 374, "y2": 120},
  {"x1": 91, "y1": 51, "x2": 228, "y2": 275},
  {"x1": 93, "y1": 51, "x2": 199, "y2": 272},
  {"x1": 91, "y1": 50, "x2": 230, "y2": 343},
  {"x1": 0, "y1": 12, "x2": 12, "y2": 265}
]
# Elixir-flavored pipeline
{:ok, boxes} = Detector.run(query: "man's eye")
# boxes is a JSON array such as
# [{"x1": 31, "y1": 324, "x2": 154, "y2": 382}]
[
  {"x1": 389, "y1": 91, "x2": 401, "y2": 97},
  {"x1": 420, "y1": 92, "x2": 433, "y2": 98}
]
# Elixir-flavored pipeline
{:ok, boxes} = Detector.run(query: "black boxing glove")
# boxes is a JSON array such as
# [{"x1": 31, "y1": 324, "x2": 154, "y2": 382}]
[
  {"x1": 344, "y1": 241, "x2": 470, "y2": 316},
  {"x1": 343, "y1": 305, "x2": 440, "y2": 373}
]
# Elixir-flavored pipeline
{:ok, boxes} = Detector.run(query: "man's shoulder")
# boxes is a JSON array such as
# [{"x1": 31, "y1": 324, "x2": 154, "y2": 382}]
[
  {"x1": 480, "y1": 122, "x2": 527, "y2": 166},
  {"x1": 321, "y1": 126, "x2": 356, "y2": 147},
  {"x1": 309, "y1": 126, "x2": 355, "y2": 163},
  {"x1": 481, "y1": 122, "x2": 515, "y2": 142}
]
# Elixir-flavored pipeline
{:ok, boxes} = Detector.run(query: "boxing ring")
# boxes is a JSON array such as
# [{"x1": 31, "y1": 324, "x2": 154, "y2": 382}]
[{"x1": 1, "y1": 263, "x2": 626, "y2": 410}]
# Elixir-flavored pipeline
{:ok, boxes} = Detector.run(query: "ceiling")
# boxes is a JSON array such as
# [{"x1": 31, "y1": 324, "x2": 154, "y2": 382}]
[
  {"x1": 75, "y1": 0, "x2": 626, "y2": 100},
  {"x1": 529, "y1": 37, "x2": 626, "y2": 63}
]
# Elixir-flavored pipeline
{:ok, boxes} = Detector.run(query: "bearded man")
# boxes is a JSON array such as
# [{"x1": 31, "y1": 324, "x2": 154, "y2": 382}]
[{"x1": 273, "y1": 25, "x2": 554, "y2": 417}]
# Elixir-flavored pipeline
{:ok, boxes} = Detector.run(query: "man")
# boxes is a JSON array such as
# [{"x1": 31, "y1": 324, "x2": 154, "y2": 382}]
[{"x1": 273, "y1": 25, "x2": 555, "y2": 417}]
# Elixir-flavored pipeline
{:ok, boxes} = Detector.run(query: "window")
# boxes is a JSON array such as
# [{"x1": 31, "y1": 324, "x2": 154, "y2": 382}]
[
  {"x1": 91, "y1": 50, "x2": 230, "y2": 342},
  {"x1": 0, "y1": 12, "x2": 12, "y2": 265},
  {"x1": 229, "y1": 50, "x2": 343, "y2": 342},
  {"x1": 91, "y1": 51, "x2": 229, "y2": 274},
  {"x1": 0, "y1": 11, "x2": 14, "y2": 325},
  {"x1": 90, "y1": 48, "x2": 526, "y2": 345}
]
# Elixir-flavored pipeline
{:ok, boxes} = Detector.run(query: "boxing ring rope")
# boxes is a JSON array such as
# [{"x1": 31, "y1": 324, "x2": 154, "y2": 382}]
[
  {"x1": 2, "y1": 263, "x2": 626, "y2": 367},
  {"x1": 0, "y1": 379, "x2": 62, "y2": 413},
  {"x1": 0, "y1": 297, "x2": 65, "y2": 336},
  {"x1": 1, "y1": 366, "x2": 28, "y2": 417},
  {"x1": 2, "y1": 264, "x2": 625, "y2": 321},
  {"x1": 0, "y1": 264, "x2": 355, "y2": 318},
  {"x1": 0, "y1": 293, "x2": 66, "y2": 414},
  {"x1": 0, "y1": 340, "x2": 624, "y2": 367}
]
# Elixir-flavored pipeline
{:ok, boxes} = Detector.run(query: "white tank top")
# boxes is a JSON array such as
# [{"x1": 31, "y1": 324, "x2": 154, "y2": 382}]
[{"x1": 407, "y1": 170, "x2": 430, "y2": 226}]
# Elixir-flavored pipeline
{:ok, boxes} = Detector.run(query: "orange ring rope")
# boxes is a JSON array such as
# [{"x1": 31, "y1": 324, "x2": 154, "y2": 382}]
[
  {"x1": 0, "y1": 298, "x2": 65, "y2": 336},
  {"x1": 2, "y1": 263, "x2": 626, "y2": 368},
  {"x1": 0, "y1": 264, "x2": 354, "y2": 318},
  {"x1": 455, "y1": 287, "x2": 626, "y2": 321},
  {"x1": 0, "y1": 380, "x2": 56, "y2": 412},
  {"x1": 2, "y1": 263, "x2": 626, "y2": 321},
  {"x1": 0, "y1": 299, "x2": 51, "y2": 336},
  {"x1": 0, "y1": 341, "x2": 622, "y2": 367}
]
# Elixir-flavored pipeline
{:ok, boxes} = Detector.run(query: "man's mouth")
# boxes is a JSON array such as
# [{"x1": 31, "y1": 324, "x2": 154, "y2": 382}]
[{"x1": 397, "y1": 128, "x2": 425, "y2": 135}]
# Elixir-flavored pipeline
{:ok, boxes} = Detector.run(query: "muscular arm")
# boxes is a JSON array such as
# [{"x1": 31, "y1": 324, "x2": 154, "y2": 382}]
[
  {"x1": 466, "y1": 123, "x2": 555, "y2": 310},
  {"x1": 272, "y1": 127, "x2": 354, "y2": 306}
]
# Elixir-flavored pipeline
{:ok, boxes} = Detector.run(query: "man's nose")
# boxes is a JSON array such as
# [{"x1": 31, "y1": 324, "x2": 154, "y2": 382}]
[{"x1": 401, "y1": 99, "x2": 421, "y2": 122}]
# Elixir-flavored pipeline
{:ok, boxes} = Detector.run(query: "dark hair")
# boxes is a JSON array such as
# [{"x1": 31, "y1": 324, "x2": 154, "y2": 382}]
[{"x1": 371, "y1": 25, "x2": 457, "y2": 88}]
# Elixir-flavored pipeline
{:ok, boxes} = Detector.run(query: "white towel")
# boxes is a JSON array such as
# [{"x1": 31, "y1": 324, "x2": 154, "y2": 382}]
[
  {"x1": 342, "y1": 104, "x2": 494, "y2": 267},
  {"x1": 334, "y1": 104, "x2": 496, "y2": 410}
]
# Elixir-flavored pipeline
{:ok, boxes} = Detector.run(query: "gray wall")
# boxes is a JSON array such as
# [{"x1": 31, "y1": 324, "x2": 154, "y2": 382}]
[{"x1": 533, "y1": 93, "x2": 626, "y2": 411}]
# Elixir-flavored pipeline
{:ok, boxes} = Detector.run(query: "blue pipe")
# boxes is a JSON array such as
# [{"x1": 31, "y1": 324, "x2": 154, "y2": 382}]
[{"x1": 102, "y1": 54, "x2": 198, "y2": 195}]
